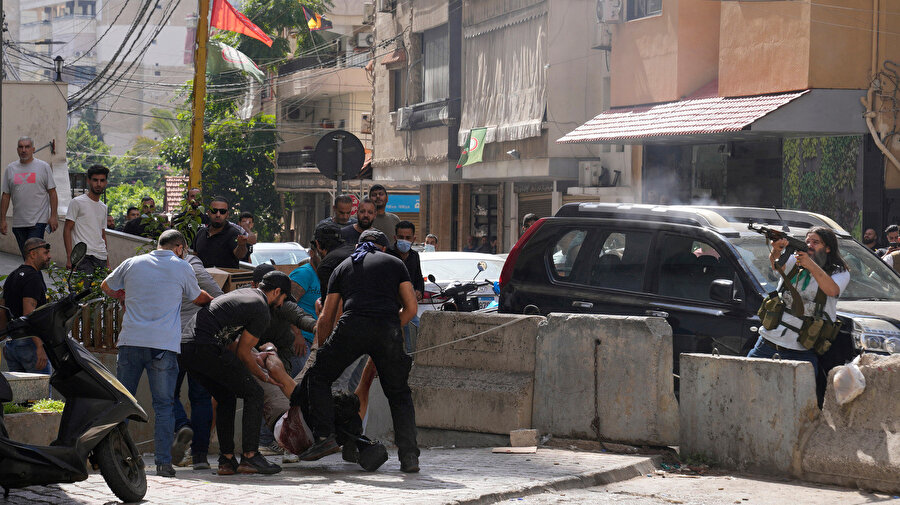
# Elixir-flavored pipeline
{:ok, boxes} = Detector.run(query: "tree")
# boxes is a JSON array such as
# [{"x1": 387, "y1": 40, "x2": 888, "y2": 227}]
[
  {"x1": 67, "y1": 120, "x2": 114, "y2": 173},
  {"x1": 105, "y1": 181, "x2": 164, "y2": 225}
]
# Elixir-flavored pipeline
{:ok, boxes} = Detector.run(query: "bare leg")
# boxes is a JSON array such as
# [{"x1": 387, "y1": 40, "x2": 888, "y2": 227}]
[{"x1": 355, "y1": 357, "x2": 377, "y2": 419}]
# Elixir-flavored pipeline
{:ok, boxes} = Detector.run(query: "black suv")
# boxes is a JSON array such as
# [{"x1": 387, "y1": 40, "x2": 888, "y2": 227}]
[{"x1": 499, "y1": 203, "x2": 900, "y2": 396}]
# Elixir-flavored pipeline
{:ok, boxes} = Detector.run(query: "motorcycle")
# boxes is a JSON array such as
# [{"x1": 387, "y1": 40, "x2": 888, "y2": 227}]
[
  {"x1": 426, "y1": 260, "x2": 498, "y2": 313},
  {"x1": 0, "y1": 242, "x2": 148, "y2": 502}
]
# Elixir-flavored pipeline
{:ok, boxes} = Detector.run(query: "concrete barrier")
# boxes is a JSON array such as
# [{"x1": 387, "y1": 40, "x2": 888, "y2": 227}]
[
  {"x1": 800, "y1": 353, "x2": 900, "y2": 493},
  {"x1": 679, "y1": 353, "x2": 818, "y2": 475},
  {"x1": 2, "y1": 371, "x2": 50, "y2": 402},
  {"x1": 409, "y1": 312, "x2": 544, "y2": 435},
  {"x1": 105, "y1": 229, "x2": 154, "y2": 269},
  {"x1": 533, "y1": 314, "x2": 679, "y2": 446},
  {"x1": 4, "y1": 412, "x2": 61, "y2": 445}
]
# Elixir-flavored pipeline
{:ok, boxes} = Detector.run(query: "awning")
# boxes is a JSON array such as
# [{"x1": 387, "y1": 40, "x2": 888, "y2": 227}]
[{"x1": 557, "y1": 88, "x2": 869, "y2": 145}]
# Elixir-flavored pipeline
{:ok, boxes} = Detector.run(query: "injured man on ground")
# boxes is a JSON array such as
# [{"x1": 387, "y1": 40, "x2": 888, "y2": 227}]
[{"x1": 252, "y1": 344, "x2": 389, "y2": 472}]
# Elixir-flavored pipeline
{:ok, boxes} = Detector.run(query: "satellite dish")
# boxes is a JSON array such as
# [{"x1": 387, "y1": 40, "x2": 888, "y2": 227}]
[{"x1": 314, "y1": 130, "x2": 365, "y2": 181}]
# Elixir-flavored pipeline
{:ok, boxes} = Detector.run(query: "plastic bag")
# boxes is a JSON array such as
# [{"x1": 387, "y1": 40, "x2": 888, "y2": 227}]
[{"x1": 833, "y1": 360, "x2": 866, "y2": 406}]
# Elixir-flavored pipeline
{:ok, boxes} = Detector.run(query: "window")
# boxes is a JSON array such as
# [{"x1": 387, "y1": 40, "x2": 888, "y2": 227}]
[
  {"x1": 657, "y1": 236, "x2": 735, "y2": 302},
  {"x1": 587, "y1": 230, "x2": 652, "y2": 292},
  {"x1": 471, "y1": 192, "x2": 497, "y2": 245},
  {"x1": 422, "y1": 24, "x2": 449, "y2": 102},
  {"x1": 551, "y1": 229, "x2": 589, "y2": 279},
  {"x1": 389, "y1": 67, "x2": 407, "y2": 111},
  {"x1": 627, "y1": 0, "x2": 661, "y2": 21}
]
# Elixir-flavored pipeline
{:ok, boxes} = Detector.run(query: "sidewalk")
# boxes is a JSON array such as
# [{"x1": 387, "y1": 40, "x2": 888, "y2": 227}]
[{"x1": 5, "y1": 448, "x2": 657, "y2": 505}]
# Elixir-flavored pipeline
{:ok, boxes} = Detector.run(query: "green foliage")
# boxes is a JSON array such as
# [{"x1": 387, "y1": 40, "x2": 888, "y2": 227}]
[
  {"x1": 67, "y1": 120, "x2": 114, "y2": 173},
  {"x1": 3, "y1": 404, "x2": 28, "y2": 414},
  {"x1": 46, "y1": 262, "x2": 108, "y2": 301},
  {"x1": 212, "y1": 0, "x2": 333, "y2": 67},
  {"x1": 104, "y1": 182, "x2": 164, "y2": 224},
  {"x1": 31, "y1": 398, "x2": 65, "y2": 413},
  {"x1": 782, "y1": 136, "x2": 862, "y2": 235}
]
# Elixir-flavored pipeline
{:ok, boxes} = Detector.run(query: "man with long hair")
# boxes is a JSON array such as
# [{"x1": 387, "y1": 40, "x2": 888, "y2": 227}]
[{"x1": 748, "y1": 226, "x2": 850, "y2": 375}]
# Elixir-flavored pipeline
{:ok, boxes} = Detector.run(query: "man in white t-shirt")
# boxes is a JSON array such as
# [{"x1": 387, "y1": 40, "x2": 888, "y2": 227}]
[
  {"x1": 748, "y1": 226, "x2": 851, "y2": 377},
  {"x1": 1, "y1": 136, "x2": 59, "y2": 256},
  {"x1": 64, "y1": 165, "x2": 110, "y2": 274}
]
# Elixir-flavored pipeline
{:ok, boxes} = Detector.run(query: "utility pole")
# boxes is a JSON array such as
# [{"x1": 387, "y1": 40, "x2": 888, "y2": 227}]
[{"x1": 188, "y1": 0, "x2": 210, "y2": 191}]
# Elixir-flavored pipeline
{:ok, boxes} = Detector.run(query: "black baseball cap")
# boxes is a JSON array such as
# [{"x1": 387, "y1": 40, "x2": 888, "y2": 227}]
[
  {"x1": 259, "y1": 270, "x2": 295, "y2": 302},
  {"x1": 314, "y1": 221, "x2": 343, "y2": 244},
  {"x1": 359, "y1": 229, "x2": 390, "y2": 248},
  {"x1": 252, "y1": 263, "x2": 276, "y2": 284}
]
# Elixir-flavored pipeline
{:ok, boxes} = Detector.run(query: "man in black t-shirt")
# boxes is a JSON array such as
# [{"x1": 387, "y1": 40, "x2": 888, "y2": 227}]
[
  {"x1": 191, "y1": 196, "x2": 248, "y2": 268},
  {"x1": 180, "y1": 271, "x2": 294, "y2": 476},
  {"x1": 1, "y1": 238, "x2": 52, "y2": 374},
  {"x1": 312, "y1": 222, "x2": 354, "y2": 305},
  {"x1": 291, "y1": 229, "x2": 420, "y2": 472}
]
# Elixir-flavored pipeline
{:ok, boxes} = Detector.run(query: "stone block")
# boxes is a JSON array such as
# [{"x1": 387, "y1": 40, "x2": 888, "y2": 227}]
[
  {"x1": 416, "y1": 312, "x2": 543, "y2": 372},
  {"x1": 533, "y1": 314, "x2": 679, "y2": 446},
  {"x1": 4, "y1": 411, "x2": 61, "y2": 445},
  {"x1": 679, "y1": 353, "x2": 817, "y2": 475},
  {"x1": 800, "y1": 353, "x2": 900, "y2": 494},
  {"x1": 510, "y1": 429, "x2": 538, "y2": 447},
  {"x1": 410, "y1": 365, "x2": 533, "y2": 435},
  {"x1": 3, "y1": 371, "x2": 50, "y2": 403}
]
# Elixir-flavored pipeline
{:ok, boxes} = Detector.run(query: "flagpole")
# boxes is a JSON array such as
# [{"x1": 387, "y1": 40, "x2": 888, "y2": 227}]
[{"x1": 189, "y1": 0, "x2": 211, "y2": 191}]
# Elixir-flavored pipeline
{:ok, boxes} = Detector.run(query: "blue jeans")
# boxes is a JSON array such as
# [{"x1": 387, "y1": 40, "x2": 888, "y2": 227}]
[
  {"x1": 2, "y1": 339, "x2": 51, "y2": 374},
  {"x1": 12, "y1": 223, "x2": 47, "y2": 257},
  {"x1": 747, "y1": 336, "x2": 819, "y2": 377},
  {"x1": 403, "y1": 315, "x2": 420, "y2": 354},
  {"x1": 116, "y1": 346, "x2": 178, "y2": 465},
  {"x1": 172, "y1": 368, "x2": 213, "y2": 457}
]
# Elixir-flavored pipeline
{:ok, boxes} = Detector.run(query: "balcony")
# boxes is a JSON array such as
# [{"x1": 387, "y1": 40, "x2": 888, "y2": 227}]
[{"x1": 277, "y1": 51, "x2": 371, "y2": 101}]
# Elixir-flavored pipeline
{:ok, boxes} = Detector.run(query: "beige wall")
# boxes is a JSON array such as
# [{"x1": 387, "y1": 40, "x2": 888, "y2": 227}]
[
  {"x1": 675, "y1": 1, "x2": 719, "y2": 99},
  {"x1": 609, "y1": 5, "x2": 679, "y2": 106}
]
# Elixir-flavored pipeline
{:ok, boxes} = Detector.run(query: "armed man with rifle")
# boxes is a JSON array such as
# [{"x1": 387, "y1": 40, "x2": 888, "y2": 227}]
[{"x1": 747, "y1": 223, "x2": 850, "y2": 376}]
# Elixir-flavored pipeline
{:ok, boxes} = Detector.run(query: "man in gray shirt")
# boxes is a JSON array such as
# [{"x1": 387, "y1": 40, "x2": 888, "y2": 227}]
[
  {"x1": 1, "y1": 137, "x2": 59, "y2": 256},
  {"x1": 369, "y1": 184, "x2": 400, "y2": 245}
]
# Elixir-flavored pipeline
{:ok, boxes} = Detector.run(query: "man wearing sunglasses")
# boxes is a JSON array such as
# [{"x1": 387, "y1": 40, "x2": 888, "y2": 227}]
[{"x1": 192, "y1": 196, "x2": 249, "y2": 268}]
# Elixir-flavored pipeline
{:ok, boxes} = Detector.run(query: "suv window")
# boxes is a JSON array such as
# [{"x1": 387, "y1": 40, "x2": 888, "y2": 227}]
[
  {"x1": 657, "y1": 235, "x2": 735, "y2": 301},
  {"x1": 551, "y1": 229, "x2": 588, "y2": 279},
  {"x1": 587, "y1": 229, "x2": 652, "y2": 292}
]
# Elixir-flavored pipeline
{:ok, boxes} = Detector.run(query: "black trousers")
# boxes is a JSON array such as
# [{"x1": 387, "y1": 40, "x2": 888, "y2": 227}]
[
  {"x1": 293, "y1": 315, "x2": 419, "y2": 459},
  {"x1": 180, "y1": 342, "x2": 264, "y2": 455}
]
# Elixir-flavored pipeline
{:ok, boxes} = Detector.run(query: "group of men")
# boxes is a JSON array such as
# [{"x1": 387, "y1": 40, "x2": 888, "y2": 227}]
[{"x1": 862, "y1": 224, "x2": 900, "y2": 271}]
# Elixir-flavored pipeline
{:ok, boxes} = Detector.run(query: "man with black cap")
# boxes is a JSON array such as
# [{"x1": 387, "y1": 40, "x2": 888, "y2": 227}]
[
  {"x1": 180, "y1": 270, "x2": 293, "y2": 476},
  {"x1": 292, "y1": 229, "x2": 421, "y2": 472},
  {"x1": 0, "y1": 237, "x2": 52, "y2": 374},
  {"x1": 312, "y1": 222, "x2": 354, "y2": 306}
]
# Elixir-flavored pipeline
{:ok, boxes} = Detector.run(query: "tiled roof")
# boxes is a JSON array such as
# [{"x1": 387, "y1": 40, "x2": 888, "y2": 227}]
[{"x1": 557, "y1": 90, "x2": 809, "y2": 144}]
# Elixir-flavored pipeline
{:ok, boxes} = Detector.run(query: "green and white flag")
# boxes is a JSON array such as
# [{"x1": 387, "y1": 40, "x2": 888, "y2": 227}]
[
  {"x1": 207, "y1": 41, "x2": 265, "y2": 84},
  {"x1": 456, "y1": 127, "x2": 487, "y2": 169}
]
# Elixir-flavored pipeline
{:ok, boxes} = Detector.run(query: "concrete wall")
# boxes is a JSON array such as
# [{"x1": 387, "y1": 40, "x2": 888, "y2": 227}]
[
  {"x1": 533, "y1": 314, "x2": 679, "y2": 446},
  {"x1": 800, "y1": 353, "x2": 900, "y2": 494},
  {"x1": 0, "y1": 222, "x2": 152, "y2": 268},
  {"x1": 679, "y1": 354, "x2": 818, "y2": 475}
]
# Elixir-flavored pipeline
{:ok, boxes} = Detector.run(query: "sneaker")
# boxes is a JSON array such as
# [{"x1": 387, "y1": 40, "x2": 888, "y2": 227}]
[
  {"x1": 174, "y1": 449, "x2": 193, "y2": 468},
  {"x1": 237, "y1": 453, "x2": 282, "y2": 475},
  {"x1": 192, "y1": 453, "x2": 210, "y2": 471},
  {"x1": 298, "y1": 434, "x2": 340, "y2": 461},
  {"x1": 399, "y1": 454, "x2": 420, "y2": 473},
  {"x1": 342, "y1": 442, "x2": 358, "y2": 463},
  {"x1": 282, "y1": 453, "x2": 299, "y2": 464},
  {"x1": 171, "y1": 426, "x2": 193, "y2": 465},
  {"x1": 258, "y1": 441, "x2": 283, "y2": 456},
  {"x1": 156, "y1": 464, "x2": 176, "y2": 478},
  {"x1": 217, "y1": 455, "x2": 239, "y2": 476}
]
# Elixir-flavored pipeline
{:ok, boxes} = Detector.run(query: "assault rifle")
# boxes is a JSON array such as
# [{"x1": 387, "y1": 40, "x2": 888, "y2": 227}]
[{"x1": 748, "y1": 221, "x2": 809, "y2": 268}]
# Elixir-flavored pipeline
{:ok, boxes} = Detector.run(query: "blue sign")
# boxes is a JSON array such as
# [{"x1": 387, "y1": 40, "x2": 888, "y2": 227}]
[{"x1": 386, "y1": 194, "x2": 420, "y2": 213}]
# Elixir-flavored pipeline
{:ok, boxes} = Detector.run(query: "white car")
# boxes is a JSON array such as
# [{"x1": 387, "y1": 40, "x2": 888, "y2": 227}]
[
  {"x1": 249, "y1": 242, "x2": 309, "y2": 266},
  {"x1": 418, "y1": 251, "x2": 505, "y2": 317}
]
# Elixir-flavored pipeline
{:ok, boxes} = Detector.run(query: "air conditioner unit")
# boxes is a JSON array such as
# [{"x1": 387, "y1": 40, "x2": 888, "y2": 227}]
[
  {"x1": 597, "y1": 0, "x2": 623, "y2": 24},
  {"x1": 363, "y1": 3, "x2": 375, "y2": 24},
  {"x1": 395, "y1": 106, "x2": 413, "y2": 130},
  {"x1": 377, "y1": 0, "x2": 394, "y2": 13},
  {"x1": 357, "y1": 32, "x2": 375, "y2": 48}
]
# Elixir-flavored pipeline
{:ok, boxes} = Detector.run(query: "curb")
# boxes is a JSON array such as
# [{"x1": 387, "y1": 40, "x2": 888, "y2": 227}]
[{"x1": 452, "y1": 454, "x2": 661, "y2": 505}]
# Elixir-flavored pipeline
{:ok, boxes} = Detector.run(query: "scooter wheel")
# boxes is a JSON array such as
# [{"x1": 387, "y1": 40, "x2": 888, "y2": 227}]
[{"x1": 94, "y1": 423, "x2": 147, "y2": 503}]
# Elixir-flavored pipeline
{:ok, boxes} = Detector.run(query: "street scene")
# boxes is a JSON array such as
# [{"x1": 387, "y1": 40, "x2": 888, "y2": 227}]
[{"x1": 2, "y1": 0, "x2": 900, "y2": 504}]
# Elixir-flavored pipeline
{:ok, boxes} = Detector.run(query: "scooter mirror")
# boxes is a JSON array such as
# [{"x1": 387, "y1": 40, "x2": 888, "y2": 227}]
[
  {"x1": 427, "y1": 274, "x2": 436, "y2": 283},
  {"x1": 476, "y1": 261, "x2": 487, "y2": 272},
  {"x1": 70, "y1": 242, "x2": 87, "y2": 269}
]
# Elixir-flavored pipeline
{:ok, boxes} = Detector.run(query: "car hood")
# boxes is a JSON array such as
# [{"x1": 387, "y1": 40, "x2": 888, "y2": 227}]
[{"x1": 837, "y1": 301, "x2": 900, "y2": 326}]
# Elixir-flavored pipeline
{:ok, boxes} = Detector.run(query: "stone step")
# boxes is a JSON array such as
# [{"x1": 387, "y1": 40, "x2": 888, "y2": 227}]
[{"x1": 2, "y1": 371, "x2": 51, "y2": 403}]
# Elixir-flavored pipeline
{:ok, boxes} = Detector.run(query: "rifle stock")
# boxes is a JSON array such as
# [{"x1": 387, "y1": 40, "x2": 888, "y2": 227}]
[{"x1": 747, "y1": 222, "x2": 808, "y2": 268}]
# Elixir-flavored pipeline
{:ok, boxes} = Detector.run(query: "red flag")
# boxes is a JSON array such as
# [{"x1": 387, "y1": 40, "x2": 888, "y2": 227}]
[{"x1": 210, "y1": 0, "x2": 273, "y2": 47}]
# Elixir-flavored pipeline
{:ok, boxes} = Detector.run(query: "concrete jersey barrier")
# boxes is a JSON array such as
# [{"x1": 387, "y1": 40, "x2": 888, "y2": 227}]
[{"x1": 532, "y1": 313, "x2": 679, "y2": 446}]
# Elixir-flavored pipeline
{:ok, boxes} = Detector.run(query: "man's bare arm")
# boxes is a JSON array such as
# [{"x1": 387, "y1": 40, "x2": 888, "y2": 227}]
[
  {"x1": 398, "y1": 281, "x2": 417, "y2": 327},
  {"x1": 236, "y1": 329, "x2": 275, "y2": 384},
  {"x1": 47, "y1": 188, "x2": 58, "y2": 232},
  {"x1": 315, "y1": 293, "x2": 342, "y2": 347},
  {"x1": 63, "y1": 220, "x2": 75, "y2": 268},
  {"x1": 192, "y1": 290, "x2": 213, "y2": 306},
  {"x1": 0, "y1": 193, "x2": 9, "y2": 234}
]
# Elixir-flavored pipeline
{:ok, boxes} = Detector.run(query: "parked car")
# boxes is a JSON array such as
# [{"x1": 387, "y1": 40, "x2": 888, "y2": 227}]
[
  {"x1": 419, "y1": 251, "x2": 505, "y2": 317},
  {"x1": 248, "y1": 242, "x2": 309, "y2": 266},
  {"x1": 499, "y1": 203, "x2": 900, "y2": 398}
]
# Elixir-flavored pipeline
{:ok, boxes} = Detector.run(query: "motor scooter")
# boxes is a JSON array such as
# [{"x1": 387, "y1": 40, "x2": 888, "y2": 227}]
[
  {"x1": 0, "y1": 242, "x2": 148, "y2": 502},
  {"x1": 426, "y1": 260, "x2": 496, "y2": 312}
]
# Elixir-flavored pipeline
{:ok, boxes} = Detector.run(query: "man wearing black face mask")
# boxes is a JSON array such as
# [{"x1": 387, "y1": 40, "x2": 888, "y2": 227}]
[
  {"x1": 192, "y1": 196, "x2": 249, "y2": 268},
  {"x1": 389, "y1": 221, "x2": 424, "y2": 353}
]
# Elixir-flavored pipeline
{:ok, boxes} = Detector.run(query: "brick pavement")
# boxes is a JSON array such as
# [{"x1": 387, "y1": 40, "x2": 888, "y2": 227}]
[{"x1": 2, "y1": 448, "x2": 656, "y2": 505}]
